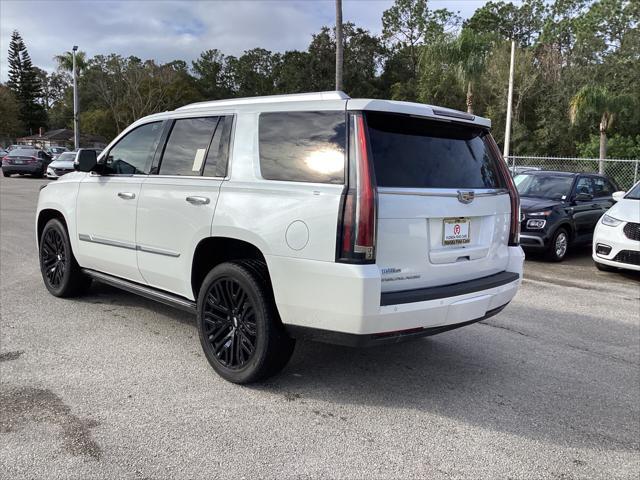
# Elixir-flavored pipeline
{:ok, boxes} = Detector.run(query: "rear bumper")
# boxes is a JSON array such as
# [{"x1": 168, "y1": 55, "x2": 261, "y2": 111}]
[
  {"x1": 2, "y1": 163, "x2": 44, "y2": 174},
  {"x1": 267, "y1": 246, "x2": 524, "y2": 339},
  {"x1": 286, "y1": 303, "x2": 509, "y2": 347}
]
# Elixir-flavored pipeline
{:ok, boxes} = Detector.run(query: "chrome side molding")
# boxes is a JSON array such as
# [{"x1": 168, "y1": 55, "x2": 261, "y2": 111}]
[{"x1": 79, "y1": 234, "x2": 180, "y2": 257}]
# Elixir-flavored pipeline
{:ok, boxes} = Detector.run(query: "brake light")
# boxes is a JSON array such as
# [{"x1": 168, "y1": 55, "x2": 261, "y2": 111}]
[
  {"x1": 489, "y1": 138, "x2": 520, "y2": 246},
  {"x1": 337, "y1": 113, "x2": 378, "y2": 264},
  {"x1": 1, "y1": 156, "x2": 8, "y2": 164}
]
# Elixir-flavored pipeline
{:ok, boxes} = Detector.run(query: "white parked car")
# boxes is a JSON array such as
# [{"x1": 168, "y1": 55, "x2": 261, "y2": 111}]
[
  {"x1": 593, "y1": 181, "x2": 640, "y2": 272},
  {"x1": 36, "y1": 91, "x2": 524, "y2": 384}
]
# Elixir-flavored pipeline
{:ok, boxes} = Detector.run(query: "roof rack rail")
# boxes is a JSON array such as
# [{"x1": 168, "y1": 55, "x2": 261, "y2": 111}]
[{"x1": 177, "y1": 91, "x2": 351, "y2": 111}]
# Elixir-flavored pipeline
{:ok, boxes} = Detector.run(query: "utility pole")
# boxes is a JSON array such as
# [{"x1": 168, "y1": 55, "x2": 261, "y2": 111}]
[
  {"x1": 335, "y1": 0, "x2": 343, "y2": 91},
  {"x1": 72, "y1": 45, "x2": 80, "y2": 150},
  {"x1": 503, "y1": 39, "x2": 516, "y2": 163}
]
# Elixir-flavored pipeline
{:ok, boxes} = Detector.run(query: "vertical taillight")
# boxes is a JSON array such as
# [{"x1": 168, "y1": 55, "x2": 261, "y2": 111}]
[
  {"x1": 337, "y1": 113, "x2": 378, "y2": 264},
  {"x1": 489, "y1": 138, "x2": 520, "y2": 246}
]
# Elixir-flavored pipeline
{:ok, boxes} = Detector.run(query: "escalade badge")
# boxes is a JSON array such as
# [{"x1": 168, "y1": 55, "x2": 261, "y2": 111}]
[{"x1": 457, "y1": 190, "x2": 475, "y2": 204}]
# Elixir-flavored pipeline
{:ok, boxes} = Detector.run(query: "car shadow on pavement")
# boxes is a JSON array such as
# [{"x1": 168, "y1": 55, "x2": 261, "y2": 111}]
[{"x1": 74, "y1": 282, "x2": 639, "y2": 454}]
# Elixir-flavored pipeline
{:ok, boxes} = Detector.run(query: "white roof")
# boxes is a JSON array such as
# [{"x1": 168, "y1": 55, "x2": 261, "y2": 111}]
[{"x1": 143, "y1": 91, "x2": 491, "y2": 128}]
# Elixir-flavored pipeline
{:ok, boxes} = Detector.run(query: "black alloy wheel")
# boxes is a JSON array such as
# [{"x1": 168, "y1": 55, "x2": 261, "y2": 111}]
[
  {"x1": 39, "y1": 218, "x2": 90, "y2": 297},
  {"x1": 197, "y1": 261, "x2": 295, "y2": 384},
  {"x1": 202, "y1": 276, "x2": 257, "y2": 369},
  {"x1": 41, "y1": 227, "x2": 67, "y2": 289}
]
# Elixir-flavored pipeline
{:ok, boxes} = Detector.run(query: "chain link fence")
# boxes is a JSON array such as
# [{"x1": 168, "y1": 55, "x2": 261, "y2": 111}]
[{"x1": 506, "y1": 156, "x2": 640, "y2": 190}]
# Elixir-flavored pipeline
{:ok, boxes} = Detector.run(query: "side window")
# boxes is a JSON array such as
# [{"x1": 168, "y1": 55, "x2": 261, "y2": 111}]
[
  {"x1": 106, "y1": 122, "x2": 163, "y2": 175},
  {"x1": 259, "y1": 111, "x2": 346, "y2": 184},
  {"x1": 203, "y1": 116, "x2": 233, "y2": 178},
  {"x1": 159, "y1": 117, "x2": 220, "y2": 176},
  {"x1": 593, "y1": 177, "x2": 613, "y2": 197},
  {"x1": 575, "y1": 177, "x2": 594, "y2": 196}
]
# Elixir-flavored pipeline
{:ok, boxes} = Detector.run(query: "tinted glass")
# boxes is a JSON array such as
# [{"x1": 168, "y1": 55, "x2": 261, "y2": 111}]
[
  {"x1": 516, "y1": 174, "x2": 575, "y2": 200},
  {"x1": 203, "y1": 116, "x2": 233, "y2": 177},
  {"x1": 259, "y1": 111, "x2": 346, "y2": 184},
  {"x1": 592, "y1": 177, "x2": 614, "y2": 197},
  {"x1": 8, "y1": 149, "x2": 37, "y2": 157},
  {"x1": 160, "y1": 117, "x2": 219, "y2": 176},
  {"x1": 365, "y1": 112, "x2": 504, "y2": 189},
  {"x1": 575, "y1": 177, "x2": 594, "y2": 196},
  {"x1": 107, "y1": 122, "x2": 163, "y2": 174}
]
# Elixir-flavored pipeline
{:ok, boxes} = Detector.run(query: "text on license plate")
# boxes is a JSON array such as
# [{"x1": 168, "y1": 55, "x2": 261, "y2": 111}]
[{"x1": 443, "y1": 217, "x2": 470, "y2": 245}]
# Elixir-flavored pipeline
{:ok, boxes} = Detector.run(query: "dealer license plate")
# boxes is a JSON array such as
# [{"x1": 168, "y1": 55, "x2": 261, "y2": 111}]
[{"x1": 442, "y1": 218, "x2": 470, "y2": 245}]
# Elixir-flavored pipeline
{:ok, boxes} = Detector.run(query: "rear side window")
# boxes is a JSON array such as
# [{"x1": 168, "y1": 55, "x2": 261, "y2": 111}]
[
  {"x1": 259, "y1": 111, "x2": 346, "y2": 184},
  {"x1": 592, "y1": 177, "x2": 615, "y2": 197},
  {"x1": 160, "y1": 117, "x2": 220, "y2": 176},
  {"x1": 203, "y1": 116, "x2": 233, "y2": 178},
  {"x1": 365, "y1": 112, "x2": 504, "y2": 189}
]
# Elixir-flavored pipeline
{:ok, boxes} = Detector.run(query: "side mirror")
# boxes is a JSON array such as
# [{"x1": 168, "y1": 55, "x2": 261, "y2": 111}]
[
  {"x1": 575, "y1": 192, "x2": 593, "y2": 202},
  {"x1": 612, "y1": 191, "x2": 625, "y2": 202},
  {"x1": 74, "y1": 149, "x2": 97, "y2": 172}
]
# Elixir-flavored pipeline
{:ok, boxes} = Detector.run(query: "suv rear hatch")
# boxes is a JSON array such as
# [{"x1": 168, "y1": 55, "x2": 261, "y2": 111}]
[{"x1": 363, "y1": 111, "x2": 514, "y2": 293}]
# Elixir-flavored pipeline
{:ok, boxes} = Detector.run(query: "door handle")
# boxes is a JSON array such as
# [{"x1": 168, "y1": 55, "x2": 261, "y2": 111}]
[
  {"x1": 117, "y1": 192, "x2": 136, "y2": 200},
  {"x1": 186, "y1": 196, "x2": 210, "y2": 205}
]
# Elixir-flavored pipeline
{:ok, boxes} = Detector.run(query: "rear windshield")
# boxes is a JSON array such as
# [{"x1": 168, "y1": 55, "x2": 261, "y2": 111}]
[
  {"x1": 8, "y1": 149, "x2": 37, "y2": 157},
  {"x1": 364, "y1": 112, "x2": 504, "y2": 189}
]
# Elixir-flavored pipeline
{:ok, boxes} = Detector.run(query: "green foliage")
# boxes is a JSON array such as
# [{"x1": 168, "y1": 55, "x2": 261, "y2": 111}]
[
  {"x1": 577, "y1": 134, "x2": 640, "y2": 158},
  {"x1": 0, "y1": 85, "x2": 24, "y2": 139},
  {"x1": 3, "y1": 0, "x2": 638, "y2": 155},
  {"x1": 7, "y1": 30, "x2": 47, "y2": 134}
]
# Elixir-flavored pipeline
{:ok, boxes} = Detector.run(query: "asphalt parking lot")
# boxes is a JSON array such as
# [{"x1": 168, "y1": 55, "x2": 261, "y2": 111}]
[{"x1": 1, "y1": 175, "x2": 638, "y2": 480}]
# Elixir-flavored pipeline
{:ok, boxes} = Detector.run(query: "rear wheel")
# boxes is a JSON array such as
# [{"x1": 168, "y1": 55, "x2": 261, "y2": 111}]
[
  {"x1": 197, "y1": 260, "x2": 295, "y2": 384},
  {"x1": 546, "y1": 227, "x2": 569, "y2": 262},
  {"x1": 2, "y1": 171, "x2": 10, "y2": 177},
  {"x1": 39, "y1": 218, "x2": 91, "y2": 297}
]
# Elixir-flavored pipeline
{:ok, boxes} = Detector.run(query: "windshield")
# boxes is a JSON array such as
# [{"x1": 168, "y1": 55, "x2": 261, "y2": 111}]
[
  {"x1": 56, "y1": 152, "x2": 76, "y2": 162},
  {"x1": 625, "y1": 182, "x2": 640, "y2": 200},
  {"x1": 515, "y1": 174, "x2": 574, "y2": 200}
]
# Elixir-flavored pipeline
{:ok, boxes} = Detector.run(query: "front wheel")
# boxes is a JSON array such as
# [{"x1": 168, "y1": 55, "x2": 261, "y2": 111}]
[
  {"x1": 39, "y1": 218, "x2": 91, "y2": 297},
  {"x1": 546, "y1": 228, "x2": 569, "y2": 262},
  {"x1": 197, "y1": 260, "x2": 295, "y2": 384}
]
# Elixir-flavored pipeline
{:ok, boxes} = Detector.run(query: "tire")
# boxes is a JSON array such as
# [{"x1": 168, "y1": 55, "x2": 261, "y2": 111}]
[
  {"x1": 197, "y1": 260, "x2": 295, "y2": 384},
  {"x1": 39, "y1": 218, "x2": 91, "y2": 297},
  {"x1": 2, "y1": 171, "x2": 10, "y2": 177},
  {"x1": 545, "y1": 227, "x2": 569, "y2": 262},
  {"x1": 595, "y1": 261, "x2": 616, "y2": 272}
]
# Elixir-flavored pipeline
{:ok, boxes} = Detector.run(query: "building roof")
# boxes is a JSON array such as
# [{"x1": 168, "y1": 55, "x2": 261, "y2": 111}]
[{"x1": 17, "y1": 129, "x2": 106, "y2": 143}]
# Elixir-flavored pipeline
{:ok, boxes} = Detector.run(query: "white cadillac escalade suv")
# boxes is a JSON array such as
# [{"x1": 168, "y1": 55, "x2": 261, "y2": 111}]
[{"x1": 36, "y1": 91, "x2": 524, "y2": 384}]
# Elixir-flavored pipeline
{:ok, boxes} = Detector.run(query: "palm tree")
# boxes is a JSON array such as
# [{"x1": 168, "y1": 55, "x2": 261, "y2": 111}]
[
  {"x1": 54, "y1": 50, "x2": 88, "y2": 74},
  {"x1": 569, "y1": 86, "x2": 628, "y2": 174},
  {"x1": 426, "y1": 30, "x2": 492, "y2": 114}
]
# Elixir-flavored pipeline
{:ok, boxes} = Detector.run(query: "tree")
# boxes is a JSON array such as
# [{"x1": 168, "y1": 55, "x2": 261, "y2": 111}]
[
  {"x1": 425, "y1": 29, "x2": 494, "y2": 113},
  {"x1": 464, "y1": 0, "x2": 547, "y2": 46},
  {"x1": 54, "y1": 50, "x2": 88, "y2": 74},
  {"x1": 0, "y1": 85, "x2": 24, "y2": 141},
  {"x1": 192, "y1": 49, "x2": 233, "y2": 99},
  {"x1": 569, "y1": 85, "x2": 630, "y2": 172},
  {"x1": 6, "y1": 30, "x2": 47, "y2": 134}
]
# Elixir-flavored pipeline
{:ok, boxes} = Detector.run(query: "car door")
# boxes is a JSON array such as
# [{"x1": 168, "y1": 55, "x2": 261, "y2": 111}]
[
  {"x1": 75, "y1": 121, "x2": 165, "y2": 283},
  {"x1": 135, "y1": 115, "x2": 234, "y2": 299},
  {"x1": 571, "y1": 176, "x2": 602, "y2": 239}
]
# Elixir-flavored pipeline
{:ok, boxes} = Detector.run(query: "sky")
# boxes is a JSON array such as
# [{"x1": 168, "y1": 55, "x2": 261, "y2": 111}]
[{"x1": 0, "y1": 0, "x2": 494, "y2": 82}]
